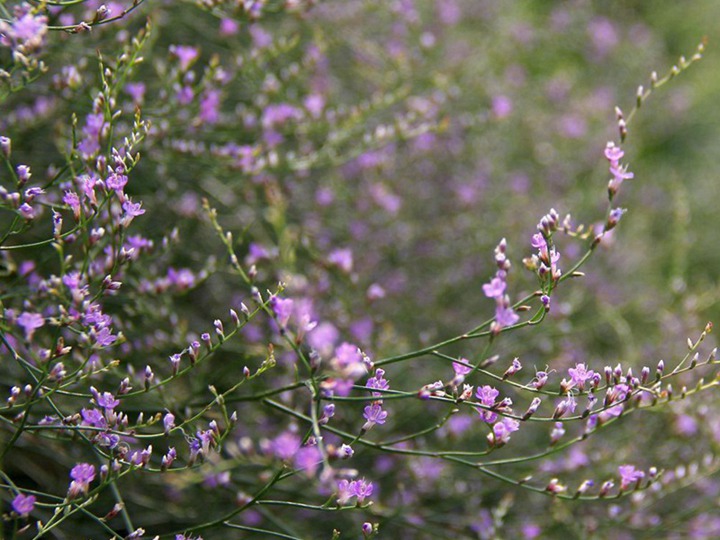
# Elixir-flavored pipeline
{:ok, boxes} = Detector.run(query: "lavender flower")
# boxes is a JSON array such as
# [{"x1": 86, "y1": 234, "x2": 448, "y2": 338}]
[
  {"x1": 68, "y1": 463, "x2": 96, "y2": 498},
  {"x1": 12, "y1": 493, "x2": 36, "y2": 517},
  {"x1": 362, "y1": 403, "x2": 388, "y2": 431},
  {"x1": 16, "y1": 311, "x2": 44, "y2": 340},
  {"x1": 476, "y1": 385, "x2": 500, "y2": 423},
  {"x1": 618, "y1": 464, "x2": 645, "y2": 490}
]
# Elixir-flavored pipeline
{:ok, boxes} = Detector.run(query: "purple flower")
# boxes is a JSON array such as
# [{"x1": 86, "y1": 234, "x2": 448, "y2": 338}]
[
  {"x1": 177, "y1": 85, "x2": 194, "y2": 105},
  {"x1": 124, "y1": 82, "x2": 146, "y2": 104},
  {"x1": 531, "y1": 232, "x2": 547, "y2": 250},
  {"x1": 272, "y1": 432, "x2": 301, "y2": 461},
  {"x1": 503, "y1": 357, "x2": 523, "y2": 378},
  {"x1": 18, "y1": 202, "x2": 35, "y2": 220},
  {"x1": 16, "y1": 165, "x2": 31, "y2": 184},
  {"x1": 63, "y1": 190, "x2": 81, "y2": 219},
  {"x1": 96, "y1": 391, "x2": 120, "y2": 410},
  {"x1": 262, "y1": 103, "x2": 301, "y2": 129},
  {"x1": 336, "y1": 479, "x2": 354, "y2": 505},
  {"x1": 333, "y1": 342, "x2": 366, "y2": 379},
  {"x1": 0, "y1": 9, "x2": 48, "y2": 55},
  {"x1": 476, "y1": 385, "x2": 499, "y2": 406},
  {"x1": 567, "y1": 363, "x2": 596, "y2": 391},
  {"x1": 219, "y1": 18, "x2": 239, "y2": 36},
  {"x1": 304, "y1": 93, "x2": 325, "y2": 118},
  {"x1": 476, "y1": 385, "x2": 499, "y2": 423},
  {"x1": 491, "y1": 417, "x2": 520, "y2": 446},
  {"x1": 554, "y1": 395, "x2": 577, "y2": 419},
  {"x1": 351, "y1": 478, "x2": 374, "y2": 503},
  {"x1": 169, "y1": 45, "x2": 199, "y2": 71},
  {"x1": 492, "y1": 95, "x2": 513, "y2": 118},
  {"x1": 453, "y1": 359, "x2": 472, "y2": 378},
  {"x1": 68, "y1": 463, "x2": 95, "y2": 498},
  {"x1": 618, "y1": 464, "x2": 645, "y2": 491},
  {"x1": 362, "y1": 403, "x2": 388, "y2": 430},
  {"x1": 81, "y1": 408, "x2": 106, "y2": 428},
  {"x1": 77, "y1": 114, "x2": 105, "y2": 157},
  {"x1": 92, "y1": 326, "x2": 118, "y2": 348},
  {"x1": 307, "y1": 321, "x2": 339, "y2": 356},
  {"x1": 199, "y1": 89, "x2": 221, "y2": 125},
  {"x1": 366, "y1": 369, "x2": 390, "y2": 395},
  {"x1": 294, "y1": 445, "x2": 322, "y2": 477},
  {"x1": 12, "y1": 493, "x2": 36, "y2": 517},
  {"x1": 106, "y1": 171, "x2": 128, "y2": 193},
  {"x1": 482, "y1": 273, "x2": 506, "y2": 299},
  {"x1": 495, "y1": 304, "x2": 519, "y2": 328},
  {"x1": 270, "y1": 296, "x2": 294, "y2": 328},
  {"x1": 17, "y1": 311, "x2": 44, "y2": 340},
  {"x1": 604, "y1": 142, "x2": 624, "y2": 163},
  {"x1": 71, "y1": 463, "x2": 95, "y2": 484},
  {"x1": 163, "y1": 412, "x2": 175, "y2": 434},
  {"x1": 121, "y1": 199, "x2": 145, "y2": 226},
  {"x1": 328, "y1": 248, "x2": 353, "y2": 273}
]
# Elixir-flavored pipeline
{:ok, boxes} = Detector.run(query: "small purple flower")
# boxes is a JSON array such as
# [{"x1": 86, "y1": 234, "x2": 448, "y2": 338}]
[
  {"x1": 531, "y1": 232, "x2": 547, "y2": 250},
  {"x1": 362, "y1": 403, "x2": 388, "y2": 430},
  {"x1": 294, "y1": 445, "x2": 322, "y2": 477},
  {"x1": 92, "y1": 326, "x2": 118, "y2": 348},
  {"x1": 81, "y1": 408, "x2": 106, "y2": 428},
  {"x1": 618, "y1": 464, "x2": 645, "y2": 490},
  {"x1": 125, "y1": 82, "x2": 146, "y2": 104},
  {"x1": 162, "y1": 447, "x2": 177, "y2": 470},
  {"x1": 18, "y1": 202, "x2": 35, "y2": 219},
  {"x1": 270, "y1": 296, "x2": 294, "y2": 328},
  {"x1": 366, "y1": 369, "x2": 389, "y2": 395},
  {"x1": 96, "y1": 391, "x2": 120, "y2": 410},
  {"x1": 567, "y1": 363, "x2": 596, "y2": 391},
  {"x1": 482, "y1": 273, "x2": 506, "y2": 299},
  {"x1": 550, "y1": 421, "x2": 565, "y2": 444},
  {"x1": 163, "y1": 412, "x2": 175, "y2": 434},
  {"x1": 17, "y1": 311, "x2": 44, "y2": 340},
  {"x1": 554, "y1": 395, "x2": 577, "y2": 419},
  {"x1": 351, "y1": 478, "x2": 374, "y2": 503},
  {"x1": 197, "y1": 428, "x2": 215, "y2": 455},
  {"x1": 198, "y1": 89, "x2": 221, "y2": 125},
  {"x1": 495, "y1": 304, "x2": 519, "y2": 328},
  {"x1": 169, "y1": 45, "x2": 199, "y2": 71},
  {"x1": 503, "y1": 357, "x2": 522, "y2": 379},
  {"x1": 453, "y1": 359, "x2": 472, "y2": 378},
  {"x1": 491, "y1": 417, "x2": 520, "y2": 446},
  {"x1": 121, "y1": 199, "x2": 145, "y2": 226},
  {"x1": 106, "y1": 171, "x2": 128, "y2": 193},
  {"x1": 12, "y1": 493, "x2": 36, "y2": 517},
  {"x1": 63, "y1": 190, "x2": 81, "y2": 219},
  {"x1": 333, "y1": 342, "x2": 366, "y2": 380},
  {"x1": 272, "y1": 431, "x2": 300, "y2": 461},
  {"x1": 0, "y1": 9, "x2": 48, "y2": 55},
  {"x1": 604, "y1": 142, "x2": 624, "y2": 163},
  {"x1": 328, "y1": 248, "x2": 353, "y2": 273},
  {"x1": 492, "y1": 95, "x2": 513, "y2": 118},
  {"x1": 336, "y1": 479, "x2": 354, "y2": 505},
  {"x1": 177, "y1": 85, "x2": 194, "y2": 105},
  {"x1": 68, "y1": 462, "x2": 95, "y2": 498},
  {"x1": 307, "y1": 321, "x2": 339, "y2": 356},
  {"x1": 262, "y1": 102, "x2": 301, "y2": 129},
  {"x1": 607, "y1": 207, "x2": 626, "y2": 229},
  {"x1": 476, "y1": 385, "x2": 499, "y2": 423}
]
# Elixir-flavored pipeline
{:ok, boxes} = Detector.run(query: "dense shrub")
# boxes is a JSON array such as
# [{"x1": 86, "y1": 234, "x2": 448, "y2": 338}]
[{"x1": 1, "y1": 2, "x2": 719, "y2": 538}]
